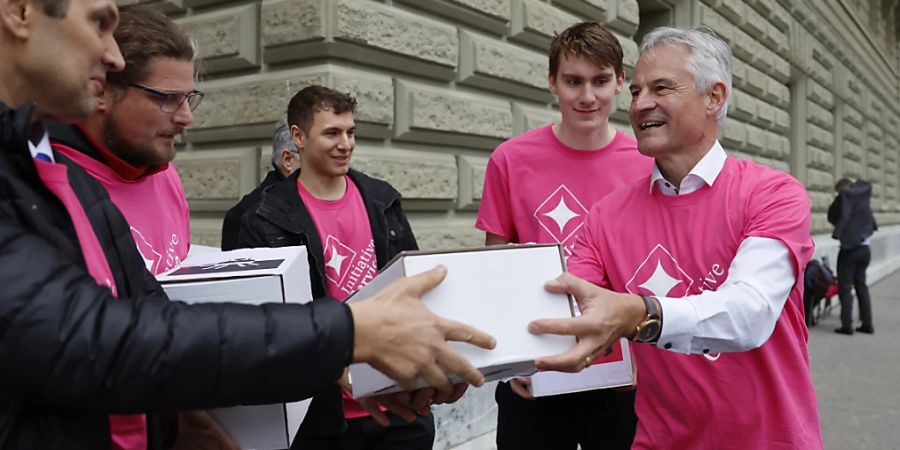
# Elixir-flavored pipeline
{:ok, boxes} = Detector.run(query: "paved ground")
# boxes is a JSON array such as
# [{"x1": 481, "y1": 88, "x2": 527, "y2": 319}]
[{"x1": 809, "y1": 271, "x2": 900, "y2": 449}]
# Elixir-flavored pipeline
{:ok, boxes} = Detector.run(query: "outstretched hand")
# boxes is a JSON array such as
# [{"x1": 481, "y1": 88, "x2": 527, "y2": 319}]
[
  {"x1": 349, "y1": 266, "x2": 496, "y2": 393},
  {"x1": 528, "y1": 273, "x2": 644, "y2": 372}
]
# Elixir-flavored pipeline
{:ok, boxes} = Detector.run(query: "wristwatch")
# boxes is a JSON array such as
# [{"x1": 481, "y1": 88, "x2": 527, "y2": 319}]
[{"x1": 633, "y1": 295, "x2": 662, "y2": 343}]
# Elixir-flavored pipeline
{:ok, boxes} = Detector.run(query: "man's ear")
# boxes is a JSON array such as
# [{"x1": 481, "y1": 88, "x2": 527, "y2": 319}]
[
  {"x1": 707, "y1": 81, "x2": 727, "y2": 118},
  {"x1": 279, "y1": 148, "x2": 294, "y2": 170},
  {"x1": 0, "y1": 0, "x2": 34, "y2": 40},
  {"x1": 547, "y1": 73, "x2": 558, "y2": 95},
  {"x1": 290, "y1": 124, "x2": 304, "y2": 151},
  {"x1": 614, "y1": 70, "x2": 625, "y2": 95}
]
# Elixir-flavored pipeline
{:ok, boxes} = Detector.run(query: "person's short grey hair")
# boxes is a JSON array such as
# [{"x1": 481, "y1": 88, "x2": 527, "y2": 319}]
[
  {"x1": 271, "y1": 117, "x2": 295, "y2": 169},
  {"x1": 639, "y1": 26, "x2": 733, "y2": 124}
]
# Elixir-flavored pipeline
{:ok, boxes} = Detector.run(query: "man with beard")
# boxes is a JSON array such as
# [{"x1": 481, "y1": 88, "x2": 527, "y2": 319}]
[
  {"x1": 0, "y1": 3, "x2": 494, "y2": 449},
  {"x1": 49, "y1": 6, "x2": 194, "y2": 276}
]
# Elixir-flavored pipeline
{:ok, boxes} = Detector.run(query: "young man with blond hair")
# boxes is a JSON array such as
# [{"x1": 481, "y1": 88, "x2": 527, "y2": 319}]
[{"x1": 476, "y1": 21, "x2": 652, "y2": 450}]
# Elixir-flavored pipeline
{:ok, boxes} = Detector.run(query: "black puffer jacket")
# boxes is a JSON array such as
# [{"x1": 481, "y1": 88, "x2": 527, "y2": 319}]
[
  {"x1": 236, "y1": 168, "x2": 418, "y2": 437},
  {"x1": 0, "y1": 103, "x2": 354, "y2": 449}
]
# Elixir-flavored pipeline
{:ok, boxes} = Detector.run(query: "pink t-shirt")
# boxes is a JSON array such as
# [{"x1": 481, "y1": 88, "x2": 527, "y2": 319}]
[
  {"x1": 568, "y1": 157, "x2": 822, "y2": 449},
  {"x1": 297, "y1": 176, "x2": 378, "y2": 419},
  {"x1": 476, "y1": 125, "x2": 652, "y2": 256},
  {"x1": 53, "y1": 144, "x2": 190, "y2": 276},
  {"x1": 34, "y1": 161, "x2": 147, "y2": 450}
]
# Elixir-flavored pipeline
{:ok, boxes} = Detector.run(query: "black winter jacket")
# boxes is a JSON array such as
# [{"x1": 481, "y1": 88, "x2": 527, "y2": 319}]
[
  {"x1": 0, "y1": 103, "x2": 354, "y2": 449},
  {"x1": 236, "y1": 168, "x2": 418, "y2": 437},
  {"x1": 221, "y1": 169, "x2": 285, "y2": 251},
  {"x1": 828, "y1": 179, "x2": 878, "y2": 249}
]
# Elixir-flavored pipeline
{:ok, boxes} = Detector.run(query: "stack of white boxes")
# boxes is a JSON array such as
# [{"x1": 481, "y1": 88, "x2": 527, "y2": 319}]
[{"x1": 158, "y1": 246, "x2": 313, "y2": 450}]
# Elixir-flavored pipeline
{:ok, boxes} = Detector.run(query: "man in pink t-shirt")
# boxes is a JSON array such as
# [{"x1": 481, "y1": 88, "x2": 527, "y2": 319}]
[
  {"x1": 237, "y1": 86, "x2": 430, "y2": 450},
  {"x1": 476, "y1": 22, "x2": 652, "y2": 450},
  {"x1": 48, "y1": 8, "x2": 195, "y2": 276},
  {"x1": 528, "y1": 27, "x2": 823, "y2": 449},
  {"x1": 46, "y1": 8, "x2": 223, "y2": 450}
]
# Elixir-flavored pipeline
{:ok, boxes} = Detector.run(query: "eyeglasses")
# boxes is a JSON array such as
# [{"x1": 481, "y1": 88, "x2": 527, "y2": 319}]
[{"x1": 127, "y1": 82, "x2": 205, "y2": 113}]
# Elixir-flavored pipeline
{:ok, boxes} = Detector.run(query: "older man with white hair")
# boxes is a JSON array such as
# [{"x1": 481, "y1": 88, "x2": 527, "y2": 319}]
[
  {"x1": 529, "y1": 27, "x2": 823, "y2": 449},
  {"x1": 222, "y1": 117, "x2": 300, "y2": 249}
]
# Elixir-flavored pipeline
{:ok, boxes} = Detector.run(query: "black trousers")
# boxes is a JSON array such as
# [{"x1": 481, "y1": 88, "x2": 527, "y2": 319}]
[
  {"x1": 838, "y1": 245, "x2": 873, "y2": 330},
  {"x1": 291, "y1": 413, "x2": 434, "y2": 450},
  {"x1": 495, "y1": 381, "x2": 637, "y2": 450}
]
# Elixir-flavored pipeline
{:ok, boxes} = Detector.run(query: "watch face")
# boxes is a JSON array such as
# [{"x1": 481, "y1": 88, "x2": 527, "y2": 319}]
[{"x1": 637, "y1": 319, "x2": 661, "y2": 342}]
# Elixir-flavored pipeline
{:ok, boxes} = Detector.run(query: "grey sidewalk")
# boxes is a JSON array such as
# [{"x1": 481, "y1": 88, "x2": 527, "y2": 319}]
[{"x1": 809, "y1": 269, "x2": 900, "y2": 449}]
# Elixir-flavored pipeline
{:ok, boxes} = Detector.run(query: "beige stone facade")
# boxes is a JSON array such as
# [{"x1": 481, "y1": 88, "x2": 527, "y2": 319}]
[
  {"x1": 132, "y1": 0, "x2": 898, "y2": 446},
  {"x1": 146, "y1": 0, "x2": 900, "y2": 249}
]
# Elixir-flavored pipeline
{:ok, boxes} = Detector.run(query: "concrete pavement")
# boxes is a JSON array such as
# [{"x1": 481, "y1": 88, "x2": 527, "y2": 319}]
[{"x1": 809, "y1": 269, "x2": 900, "y2": 449}]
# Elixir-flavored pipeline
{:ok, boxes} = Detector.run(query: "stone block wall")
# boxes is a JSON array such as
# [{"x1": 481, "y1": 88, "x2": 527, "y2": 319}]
[
  {"x1": 161, "y1": 0, "x2": 647, "y2": 250},
  {"x1": 156, "y1": 0, "x2": 900, "y2": 249},
  {"x1": 123, "y1": 0, "x2": 899, "y2": 447}
]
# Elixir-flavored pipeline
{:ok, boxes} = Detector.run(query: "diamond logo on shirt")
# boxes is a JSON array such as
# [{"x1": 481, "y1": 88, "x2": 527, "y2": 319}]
[
  {"x1": 130, "y1": 226, "x2": 163, "y2": 274},
  {"x1": 625, "y1": 244, "x2": 694, "y2": 297},
  {"x1": 533, "y1": 185, "x2": 589, "y2": 245},
  {"x1": 324, "y1": 235, "x2": 357, "y2": 286}
]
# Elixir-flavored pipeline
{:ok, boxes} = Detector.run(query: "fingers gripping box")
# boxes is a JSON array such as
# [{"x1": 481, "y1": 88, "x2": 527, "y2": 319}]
[
  {"x1": 157, "y1": 246, "x2": 313, "y2": 450},
  {"x1": 346, "y1": 244, "x2": 577, "y2": 398},
  {"x1": 527, "y1": 337, "x2": 635, "y2": 397}
]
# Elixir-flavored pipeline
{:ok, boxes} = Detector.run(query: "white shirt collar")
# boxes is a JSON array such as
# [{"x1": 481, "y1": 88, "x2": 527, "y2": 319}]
[
  {"x1": 649, "y1": 140, "x2": 727, "y2": 196},
  {"x1": 28, "y1": 130, "x2": 55, "y2": 163}
]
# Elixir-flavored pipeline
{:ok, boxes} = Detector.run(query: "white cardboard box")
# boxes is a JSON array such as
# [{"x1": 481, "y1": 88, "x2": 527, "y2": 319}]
[
  {"x1": 346, "y1": 244, "x2": 577, "y2": 398},
  {"x1": 157, "y1": 246, "x2": 314, "y2": 450},
  {"x1": 528, "y1": 337, "x2": 635, "y2": 397}
]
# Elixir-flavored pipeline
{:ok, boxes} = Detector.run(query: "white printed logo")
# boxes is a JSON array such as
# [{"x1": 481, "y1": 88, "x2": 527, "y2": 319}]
[
  {"x1": 626, "y1": 244, "x2": 722, "y2": 362},
  {"x1": 131, "y1": 226, "x2": 163, "y2": 274},
  {"x1": 533, "y1": 185, "x2": 589, "y2": 253},
  {"x1": 324, "y1": 235, "x2": 357, "y2": 286},
  {"x1": 625, "y1": 244, "x2": 693, "y2": 297},
  {"x1": 130, "y1": 227, "x2": 181, "y2": 275}
]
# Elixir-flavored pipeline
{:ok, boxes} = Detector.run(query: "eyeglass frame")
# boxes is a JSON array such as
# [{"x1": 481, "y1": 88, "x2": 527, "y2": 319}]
[{"x1": 126, "y1": 82, "x2": 205, "y2": 113}]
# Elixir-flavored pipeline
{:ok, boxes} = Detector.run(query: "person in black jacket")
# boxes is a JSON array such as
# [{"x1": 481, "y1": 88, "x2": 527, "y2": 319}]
[
  {"x1": 237, "y1": 86, "x2": 431, "y2": 450},
  {"x1": 0, "y1": 1, "x2": 495, "y2": 449},
  {"x1": 829, "y1": 177, "x2": 878, "y2": 335},
  {"x1": 221, "y1": 117, "x2": 300, "y2": 250}
]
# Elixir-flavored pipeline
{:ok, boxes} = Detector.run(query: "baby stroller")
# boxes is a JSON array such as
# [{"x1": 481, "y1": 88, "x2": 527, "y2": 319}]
[{"x1": 803, "y1": 257, "x2": 838, "y2": 327}]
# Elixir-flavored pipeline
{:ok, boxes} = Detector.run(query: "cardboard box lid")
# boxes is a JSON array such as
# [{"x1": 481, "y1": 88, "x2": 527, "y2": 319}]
[
  {"x1": 158, "y1": 246, "x2": 306, "y2": 282},
  {"x1": 157, "y1": 246, "x2": 312, "y2": 306}
]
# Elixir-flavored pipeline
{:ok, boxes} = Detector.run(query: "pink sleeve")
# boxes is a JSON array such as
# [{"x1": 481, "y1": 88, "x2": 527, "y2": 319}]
[
  {"x1": 475, "y1": 152, "x2": 517, "y2": 241},
  {"x1": 566, "y1": 205, "x2": 610, "y2": 289},
  {"x1": 743, "y1": 173, "x2": 814, "y2": 279}
]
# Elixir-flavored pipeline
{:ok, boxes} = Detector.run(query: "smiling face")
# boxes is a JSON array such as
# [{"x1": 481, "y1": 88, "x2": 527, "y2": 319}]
[
  {"x1": 628, "y1": 44, "x2": 720, "y2": 158},
  {"x1": 294, "y1": 108, "x2": 356, "y2": 180},
  {"x1": 549, "y1": 55, "x2": 624, "y2": 132},
  {"x1": 19, "y1": 0, "x2": 124, "y2": 122},
  {"x1": 101, "y1": 57, "x2": 195, "y2": 167}
]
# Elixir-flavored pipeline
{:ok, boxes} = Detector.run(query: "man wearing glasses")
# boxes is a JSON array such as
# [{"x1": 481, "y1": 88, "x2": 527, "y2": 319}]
[
  {"x1": 221, "y1": 117, "x2": 300, "y2": 250},
  {"x1": 49, "y1": 5, "x2": 201, "y2": 277},
  {"x1": 48, "y1": 6, "x2": 214, "y2": 449}
]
